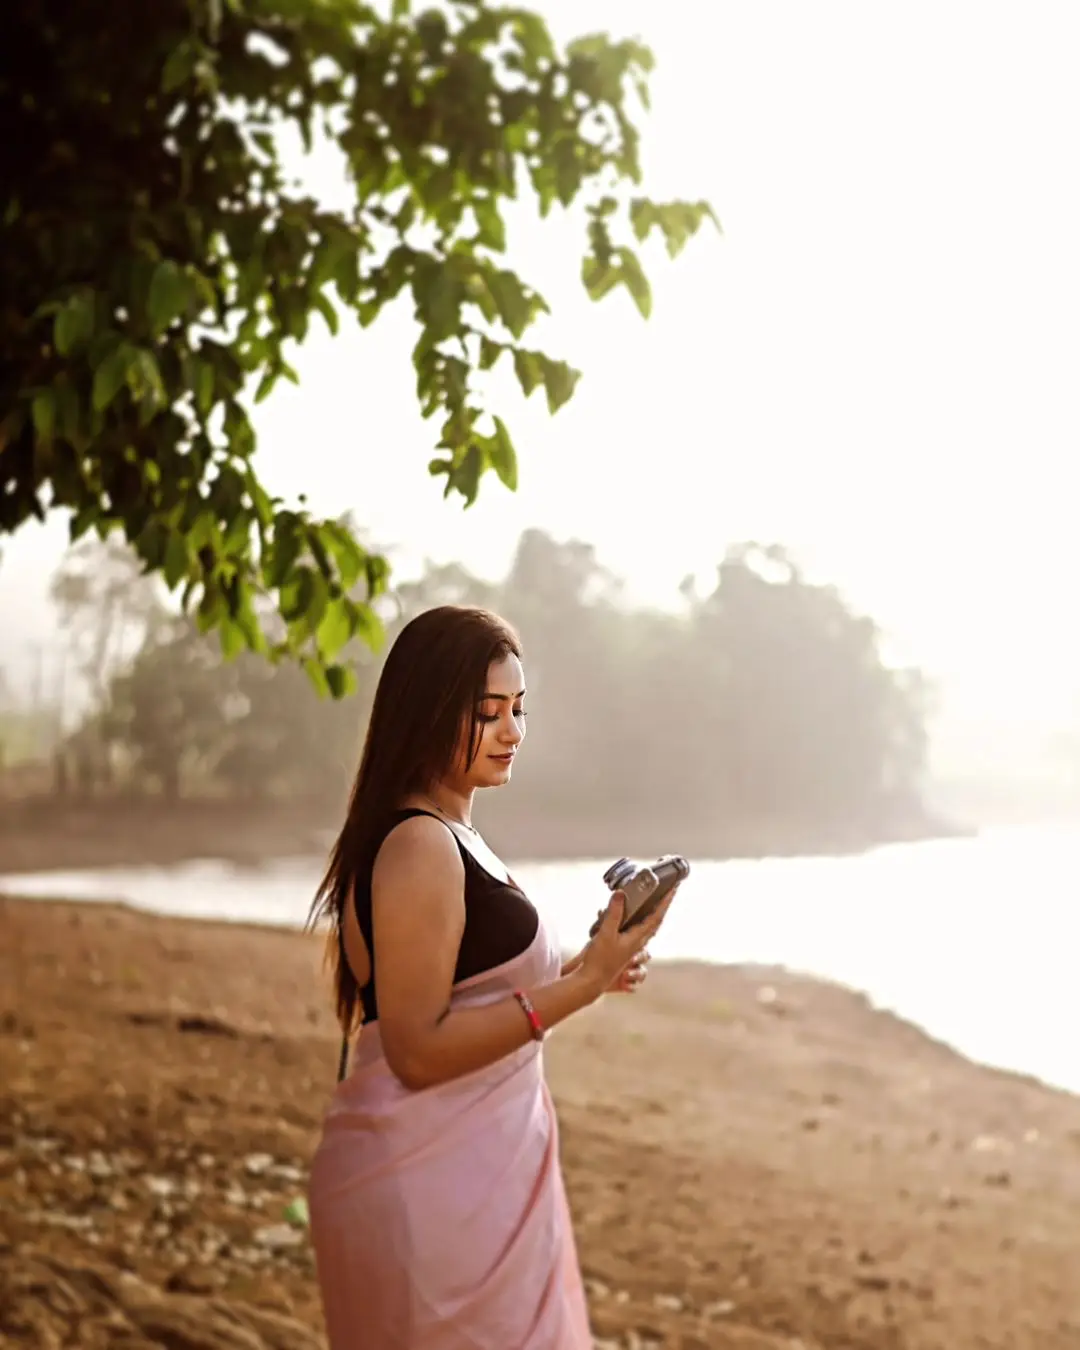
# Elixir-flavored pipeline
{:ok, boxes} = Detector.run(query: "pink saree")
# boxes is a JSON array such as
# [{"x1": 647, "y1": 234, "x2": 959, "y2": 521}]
[{"x1": 308, "y1": 917, "x2": 592, "y2": 1350}]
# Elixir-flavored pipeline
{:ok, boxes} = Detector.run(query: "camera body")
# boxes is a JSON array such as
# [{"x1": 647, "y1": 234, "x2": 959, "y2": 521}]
[{"x1": 589, "y1": 854, "x2": 690, "y2": 936}]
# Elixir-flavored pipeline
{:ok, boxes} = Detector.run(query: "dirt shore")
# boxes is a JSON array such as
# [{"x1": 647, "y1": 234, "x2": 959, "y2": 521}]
[{"x1": 2, "y1": 894, "x2": 1078, "y2": 1350}]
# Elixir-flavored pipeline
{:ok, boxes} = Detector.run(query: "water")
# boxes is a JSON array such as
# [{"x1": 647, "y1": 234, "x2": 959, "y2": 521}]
[{"x1": 3, "y1": 824, "x2": 1077, "y2": 1096}]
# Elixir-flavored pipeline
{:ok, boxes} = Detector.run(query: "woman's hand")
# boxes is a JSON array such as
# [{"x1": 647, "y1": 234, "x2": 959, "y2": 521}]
[
  {"x1": 608, "y1": 948, "x2": 650, "y2": 994},
  {"x1": 578, "y1": 889, "x2": 673, "y2": 999}
]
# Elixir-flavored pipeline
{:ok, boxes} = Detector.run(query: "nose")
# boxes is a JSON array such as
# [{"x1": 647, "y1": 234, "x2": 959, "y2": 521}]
[{"x1": 499, "y1": 713, "x2": 524, "y2": 747}]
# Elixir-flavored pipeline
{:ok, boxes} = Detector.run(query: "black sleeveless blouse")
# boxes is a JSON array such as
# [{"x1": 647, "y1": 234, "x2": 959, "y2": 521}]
[{"x1": 353, "y1": 809, "x2": 540, "y2": 1023}]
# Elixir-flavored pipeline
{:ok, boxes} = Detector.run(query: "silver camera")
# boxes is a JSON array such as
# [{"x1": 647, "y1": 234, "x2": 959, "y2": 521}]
[{"x1": 589, "y1": 854, "x2": 690, "y2": 936}]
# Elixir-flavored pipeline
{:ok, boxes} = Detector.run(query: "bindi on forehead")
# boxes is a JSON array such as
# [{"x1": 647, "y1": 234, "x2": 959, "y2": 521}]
[{"x1": 479, "y1": 688, "x2": 526, "y2": 702}]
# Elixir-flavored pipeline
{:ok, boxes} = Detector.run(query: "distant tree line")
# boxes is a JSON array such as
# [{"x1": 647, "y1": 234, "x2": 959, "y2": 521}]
[{"x1": 41, "y1": 530, "x2": 934, "y2": 854}]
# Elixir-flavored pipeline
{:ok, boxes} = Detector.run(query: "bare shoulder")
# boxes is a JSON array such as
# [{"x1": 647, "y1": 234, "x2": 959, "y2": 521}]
[{"x1": 373, "y1": 813, "x2": 465, "y2": 893}]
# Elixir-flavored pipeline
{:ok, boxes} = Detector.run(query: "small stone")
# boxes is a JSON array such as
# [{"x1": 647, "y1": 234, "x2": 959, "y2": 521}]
[
  {"x1": 254, "y1": 1223, "x2": 304, "y2": 1250},
  {"x1": 971, "y1": 1134, "x2": 1012, "y2": 1155},
  {"x1": 704, "y1": 1299, "x2": 736, "y2": 1318},
  {"x1": 244, "y1": 1152, "x2": 274, "y2": 1176}
]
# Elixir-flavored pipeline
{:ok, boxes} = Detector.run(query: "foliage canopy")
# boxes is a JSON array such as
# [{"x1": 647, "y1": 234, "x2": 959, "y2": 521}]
[{"x1": 1, "y1": 0, "x2": 714, "y2": 693}]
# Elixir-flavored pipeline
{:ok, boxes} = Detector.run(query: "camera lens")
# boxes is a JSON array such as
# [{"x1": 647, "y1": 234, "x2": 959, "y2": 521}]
[{"x1": 603, "y1": 858, "x2": 634, "y2": 889}]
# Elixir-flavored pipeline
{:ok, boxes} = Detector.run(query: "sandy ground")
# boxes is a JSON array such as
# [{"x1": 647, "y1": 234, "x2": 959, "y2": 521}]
[{"x1": 2, "y1": 894, "x2": 1079, "y2": 1350}]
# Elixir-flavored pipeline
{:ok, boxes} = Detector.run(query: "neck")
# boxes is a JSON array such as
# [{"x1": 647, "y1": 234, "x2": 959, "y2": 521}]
[{"x1": 420, "y1": 783, "x2": 474, "y2": 829}]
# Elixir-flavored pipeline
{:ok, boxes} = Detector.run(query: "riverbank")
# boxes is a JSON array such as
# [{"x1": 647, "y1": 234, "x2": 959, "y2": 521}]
[
  {"x1": 0, "y1": 794, "x2": 970, "y2": 875},
  {"x1": 1, "y1": 894, "x2": 1077, "y2": 1350}
]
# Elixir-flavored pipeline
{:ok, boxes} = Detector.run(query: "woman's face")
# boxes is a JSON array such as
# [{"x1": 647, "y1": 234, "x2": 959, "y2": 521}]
[{"x1": 451, "y1": 653, "x2": 527, "y2": 790}]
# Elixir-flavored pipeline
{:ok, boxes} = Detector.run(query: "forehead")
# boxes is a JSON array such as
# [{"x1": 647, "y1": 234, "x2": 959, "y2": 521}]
[{"x1": 483, "y1": 652, "x2": 525, "y2": 695}]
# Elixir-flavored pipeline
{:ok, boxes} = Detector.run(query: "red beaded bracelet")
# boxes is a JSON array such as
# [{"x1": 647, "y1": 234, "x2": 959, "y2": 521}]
[{"x1": 512, "y1": 989, "x2": 545, "y2": 1042}]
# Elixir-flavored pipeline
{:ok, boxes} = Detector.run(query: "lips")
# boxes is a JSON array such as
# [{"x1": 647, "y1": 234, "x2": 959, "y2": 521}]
[{"x1": 490, "y1": 753, "x2": 515, "y2": 763}]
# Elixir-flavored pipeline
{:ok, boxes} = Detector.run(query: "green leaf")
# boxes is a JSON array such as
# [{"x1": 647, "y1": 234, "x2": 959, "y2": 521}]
[
  {"x1": 486, "y1": 271, "x2": 542, "y2": 340},
  {"x1": 316, "y1": 597, "x2": 352, "y2": 661},
  {"x1": 320, "y1": 521, "x2": 365, "y2": 589},
  {"x1": 474, "y1": 197, "x2": 506, "y2": 252},
  {"x1": 31, "y1": 390, "x2": 56, "y2": 444},
  {"x1": 282, "y1": 1197, "x2": 310, "y2": 1229},
  {"x1": 615, "y1": 247, "x2": 651, "y2": 319},
  {"x1": 284, "y1": 567, "x2": 328, "y2": 631},
  {"x1": 128, "y1": 348, "x2": 167, "y2": 420},
  {"x1": 630, "y1": 198, "x2": 721, "y2": 257},
  {"x1": 146, "y1": 261, "x2": 190, "y2": 337},
  {"x1": 193, "y1": 360, "x2": 214, "y2": 417},
  {"x1": 313, "y1": 291, "x2": 340, "y2": 336},
  {"x1": 163, "y1": 531, "x2": 191, "y2": 588},
  {"x1": 53, "y1": 292, "x2": 95, "y2": 356},
  {"x1": 196, "y1": 582, "x2": 228, "y2": 634},
  {"x1": 582, "y1": 256, "x2": 621, "y2": 303},
  {"x1": 233, "y1": 592, "x2": 267, "y2": 654},
  {"x1": 364, "y1": 555, "x2": 391, "y2": 600},
  {"x1": 353, "y1": 600, "x2": 385, "y2": 647},
  {"x1": 219, "y1": 618, "x2": 246, "y2": 661},
  {"x1": 92, "y1": 342, "x2": 137, "y2": 413},
  {"x1": 280, "y1": 566, "x2": 316, "y2": 622},
  {"x1": 629, "y1": 199, "x2": 656, "y2": 243},
  {"x1": 512, "y1": 349, "x2": 543, "y2": 398},
  {"x1": 539, "y1": 357, "x2": 581, "y2": 415},
  {"x1": 162, "y1": 39, "x2": 199, "y2": 93},
  {"x1": 325, "y1": 664, "x2": 357, "y2": 699},
  {"x1": 455, "y1": 443, "x2": 483, "y2": 506},
  {"x1": 488, "y1": 416, "x2": 517, "y2": 491},
  {"x1": 479, "y1": 337, "x2": 502, "y2": 371},
  {"x1": 302, "y1": 656, "x2": 330, "y2": 698},
  {"x1": 265, "y1": 522, "x2": 302, "y2": 589}
]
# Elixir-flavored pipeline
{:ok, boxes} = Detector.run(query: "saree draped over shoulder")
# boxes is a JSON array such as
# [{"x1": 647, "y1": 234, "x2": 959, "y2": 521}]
[{"x1": 308, "y1": 917, "x2": 592, "y2": 1350}]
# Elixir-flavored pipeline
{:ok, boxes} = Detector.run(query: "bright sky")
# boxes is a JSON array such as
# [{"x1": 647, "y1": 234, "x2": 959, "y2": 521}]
[{"x1": 3, "y1": 0, "x2": 1079, "y2": 744}]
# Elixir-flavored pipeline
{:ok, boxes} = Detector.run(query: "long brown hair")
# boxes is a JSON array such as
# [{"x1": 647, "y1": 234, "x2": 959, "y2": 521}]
[{"x1": 308, "y1": 605, "x2": 522, "y2": 1033}]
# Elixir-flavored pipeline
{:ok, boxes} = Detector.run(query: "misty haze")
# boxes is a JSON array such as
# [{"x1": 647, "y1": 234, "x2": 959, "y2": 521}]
[{"x1": 2, "y1": 2, "x2": 1079, "y2": 1349}]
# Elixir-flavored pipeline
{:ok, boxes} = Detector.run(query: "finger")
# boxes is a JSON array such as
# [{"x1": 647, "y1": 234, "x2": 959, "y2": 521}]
[{"x1": 602, "y1": 890, "x2": 627, "y2": 932}]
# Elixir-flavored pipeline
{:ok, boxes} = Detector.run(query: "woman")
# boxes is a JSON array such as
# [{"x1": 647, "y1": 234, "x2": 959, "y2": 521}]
[{"x1": 307, "y1": 605, "x2": 674, "y2": 1350}]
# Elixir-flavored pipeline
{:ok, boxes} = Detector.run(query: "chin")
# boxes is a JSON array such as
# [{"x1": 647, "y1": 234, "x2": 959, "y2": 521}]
[{"x1": 479, "y1": 759, "x2": 515, "y2": 788}]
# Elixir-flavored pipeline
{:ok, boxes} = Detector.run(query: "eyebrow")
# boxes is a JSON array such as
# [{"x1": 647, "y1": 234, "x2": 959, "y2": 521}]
[{"x1": 479, "y1": 689, "x2": 526, "y2": 701}]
